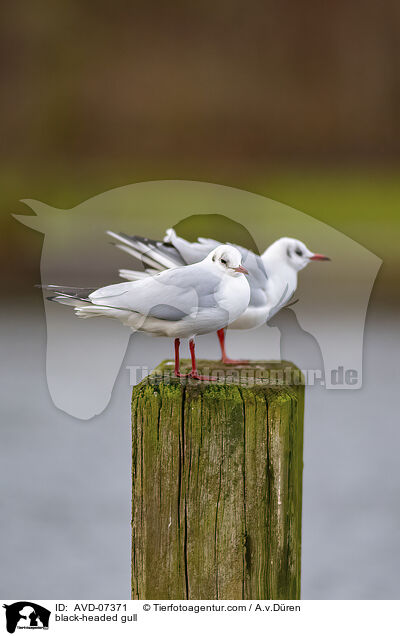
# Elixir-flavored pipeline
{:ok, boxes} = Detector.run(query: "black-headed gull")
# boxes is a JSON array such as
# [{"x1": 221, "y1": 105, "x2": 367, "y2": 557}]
[
  {"x1": 108, "y1": 229, "x2": 330, "y2": 363},
  {"x1": 44, "y1": 245, "x2": 250, "y2": 381}
]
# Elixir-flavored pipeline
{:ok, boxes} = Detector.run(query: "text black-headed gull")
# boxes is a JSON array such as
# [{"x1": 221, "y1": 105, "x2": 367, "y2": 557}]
[
  {"x1": 107, "y1": 229, "x2": 330, "y2": 363},
  {"x1": 44, "y1": 245, "x2": 250, "y2": 381}
]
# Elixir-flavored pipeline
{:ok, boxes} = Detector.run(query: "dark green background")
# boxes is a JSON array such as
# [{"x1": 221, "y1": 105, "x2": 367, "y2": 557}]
[{"x1": 1, "y1": 0, "x2": 399, "y2": 305}]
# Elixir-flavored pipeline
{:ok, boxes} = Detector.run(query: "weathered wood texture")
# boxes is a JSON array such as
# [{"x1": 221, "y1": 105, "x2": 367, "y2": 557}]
[{"x1": 131, "y1": 360, "x2": 304, "y2": 600}]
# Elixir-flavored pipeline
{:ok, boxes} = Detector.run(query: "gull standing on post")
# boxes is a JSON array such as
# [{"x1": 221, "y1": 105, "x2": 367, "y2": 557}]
[
  {"x1": 108, "y1": 228, "x2": 330, "y2": 363},
  {"x1": 44, "y1": 245, "x2": 250, "y2": 381}
]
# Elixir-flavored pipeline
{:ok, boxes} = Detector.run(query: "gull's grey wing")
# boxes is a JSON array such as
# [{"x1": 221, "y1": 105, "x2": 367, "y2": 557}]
[
  {"x1": 163, "y1": 231, "x2": 219, "y2": 264},
  {"x1": 89, "y1": 263, "x2": 222, "y2": 319},
  {"x1": 109, "y1": 229, "x2": 268, "y2": 310},
  {"x1": 110, "y1": 230, "x2": 220, "y2": 266},
  {"x1": 160, "y1": 265, "x2": 222, "y2": 309},
  {"x1": 107, "y1": 231, "x2": 187, "y2": 269}
]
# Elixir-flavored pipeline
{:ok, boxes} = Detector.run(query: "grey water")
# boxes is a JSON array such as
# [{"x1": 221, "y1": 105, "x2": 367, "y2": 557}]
[{"x1": 0, "y1": 298, "x2": 399, "y2": 600}]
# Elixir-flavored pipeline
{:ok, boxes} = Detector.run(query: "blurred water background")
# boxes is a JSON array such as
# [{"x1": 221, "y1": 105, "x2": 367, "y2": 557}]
[{"x1": 1, "y1": 0, "x2": 399, "y2": 599}]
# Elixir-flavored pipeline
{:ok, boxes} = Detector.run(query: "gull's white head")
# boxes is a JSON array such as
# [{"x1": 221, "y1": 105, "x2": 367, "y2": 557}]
[
  {"x1": 207, "y1": 245, "x2": 249, "y2": 277},
  {"x1": 268, "y1": 237, "x2": 330, "y2": 272}
]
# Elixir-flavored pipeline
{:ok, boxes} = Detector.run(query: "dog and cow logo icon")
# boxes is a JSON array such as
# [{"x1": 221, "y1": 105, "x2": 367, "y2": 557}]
[{"x1": 2, "y1": 602, "x2": 50, "y2": 633}]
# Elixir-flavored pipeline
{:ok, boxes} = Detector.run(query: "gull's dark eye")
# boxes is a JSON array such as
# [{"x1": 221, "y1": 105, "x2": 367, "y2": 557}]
[
  {"x1": 220, "y1": 258, "x2": 228, "y2": 265},
  {"x1": 295, "y1": 248, "x2": 303, "y2": 257}
]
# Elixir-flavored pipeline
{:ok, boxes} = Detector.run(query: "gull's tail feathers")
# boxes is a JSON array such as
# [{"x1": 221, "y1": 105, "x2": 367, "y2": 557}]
[
  {"x1": 118, "y1": 269, "x2": 153, "y2": 281},
  {"x1": 73, "y1": 305, "x2": 118, "y2": 319},
  {"x1": 40, "y1": 285, "x2": 98, "y2": 317},
  {"x1": 39, "y1": 285, "x2": 93, "y2": 307},
  {"x1": 51, "y1": 296, "x2": 90, "y2": 309},
  {"x1": 39, "y1": 285, "x2": 95, "y2": 299},
  {"x1": 107, "y1": 230, "x2": 183, "y2": 271},
  {"x1": 41, "y1": 284, "x2": 133, "y2": 321}
]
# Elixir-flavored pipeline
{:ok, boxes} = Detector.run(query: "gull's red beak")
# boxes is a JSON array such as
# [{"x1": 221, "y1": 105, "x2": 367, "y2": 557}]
[
  {"x1": 234, "y1": 265, "x2": 249, "y2": 274},
  {"x1": 309, "y1": 253, "x2": 330, "y2": 261}
]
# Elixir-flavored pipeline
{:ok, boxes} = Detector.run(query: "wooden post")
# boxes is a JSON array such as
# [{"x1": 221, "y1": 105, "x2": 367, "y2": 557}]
[{"x1": 131, "y1": 360, "x2": 304, "y2": 600}]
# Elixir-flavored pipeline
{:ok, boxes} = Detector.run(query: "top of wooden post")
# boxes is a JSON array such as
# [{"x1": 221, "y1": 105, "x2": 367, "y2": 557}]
[{"x1": 141, "y1": 359, "x2": 305, "y2": 392}]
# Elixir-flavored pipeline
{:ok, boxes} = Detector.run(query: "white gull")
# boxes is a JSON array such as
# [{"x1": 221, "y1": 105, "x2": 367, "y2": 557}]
[{"x1": 45, "y1": 245, "x2": 250, "y2": 381}]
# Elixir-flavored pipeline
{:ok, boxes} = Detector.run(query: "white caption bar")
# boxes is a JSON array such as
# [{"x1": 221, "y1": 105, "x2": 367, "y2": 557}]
[{"x1": 1, "y1": 600, "x2": 398, "y2": 635}]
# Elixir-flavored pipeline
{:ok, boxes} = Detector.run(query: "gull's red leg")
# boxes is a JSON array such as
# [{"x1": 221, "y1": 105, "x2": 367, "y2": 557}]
[
  {"x1": 174, "y1": 338, "x2": 190, "y2": 378},
  {"x1": 189, "y1": 339, "x2": 217, "y2": 381},
  {"x1": 217, "y1": 328, "x2": 249, "y2": 365}
]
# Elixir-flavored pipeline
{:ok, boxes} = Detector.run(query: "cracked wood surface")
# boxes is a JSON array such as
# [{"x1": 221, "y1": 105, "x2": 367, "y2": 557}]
[{"x1": 131, "y1": 360, "x2": 304, "y2": 600}]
